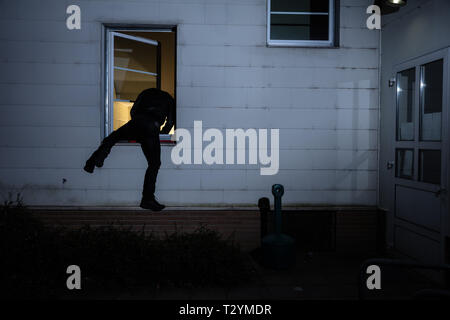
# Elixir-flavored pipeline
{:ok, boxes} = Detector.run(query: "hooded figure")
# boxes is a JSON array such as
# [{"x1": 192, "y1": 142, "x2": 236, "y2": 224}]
[{"x1": 84, "y1": 88, "x2": 175, "y2": 211}]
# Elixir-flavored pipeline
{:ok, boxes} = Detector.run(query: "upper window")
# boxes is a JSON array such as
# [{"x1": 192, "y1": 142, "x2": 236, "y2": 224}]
[
  {"x1": 267, "y1": 0, "x2": 336, "y2": 47},
  {"x1": 105, "y1": 27, "x2": 176, "y2": 143}
]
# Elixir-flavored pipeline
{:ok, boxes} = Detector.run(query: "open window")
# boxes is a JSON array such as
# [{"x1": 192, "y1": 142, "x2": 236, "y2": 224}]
[
  {"x1": 105, "y1": 27, "x2": 176, "y2": 143},
  {"x1": 267, "y1": 0, "x2": 337, "y2": 47}
]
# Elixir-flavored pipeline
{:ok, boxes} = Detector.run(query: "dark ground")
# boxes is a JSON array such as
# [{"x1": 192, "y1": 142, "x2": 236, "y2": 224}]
[
  {"x1": 1, "y1": 204, "x2": 444, "y2": 300},
  {"x1": 62, "y1": 251, "x2": 440, "y2": 300}
]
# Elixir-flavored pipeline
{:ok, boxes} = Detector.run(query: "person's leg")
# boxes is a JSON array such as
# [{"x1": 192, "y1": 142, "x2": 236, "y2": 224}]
[
  {"x1": 84, "y1": 120, "x2": 136, "y2": 173},
  {"x1": 141, "y1": 139, "x2": 161, "y2": 199},
  {"x1": 137, "y1": 119, "x2": 164, "y2": 211}
]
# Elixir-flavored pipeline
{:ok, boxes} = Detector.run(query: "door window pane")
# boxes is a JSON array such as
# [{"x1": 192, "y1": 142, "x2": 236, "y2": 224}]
[
  {"x1": 419, "y1": 150, "x2": 441, "y2": 184},
  {"x1": 396, "y1": 149, "x2": 414, "y2": 179},
  {"x1": 420, "y1": 59, "x2": 443, "y2": 141},
  {"x1": 396, "y1": 68, "x2": 415, "y2": 141}
]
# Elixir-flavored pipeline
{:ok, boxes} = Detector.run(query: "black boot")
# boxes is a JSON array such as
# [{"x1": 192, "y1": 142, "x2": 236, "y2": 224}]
[
  {"x1": 140, "y1": 196, "x2": 165, "y2": 211},
  {"x1": 83, "y1": 148, "x2": 109, "y2": 173}
]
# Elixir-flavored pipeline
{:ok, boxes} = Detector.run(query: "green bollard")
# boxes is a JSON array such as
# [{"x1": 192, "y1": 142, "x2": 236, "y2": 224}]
[{"x1": 261, "y1": 184, "x2": 296, "y2": 269}]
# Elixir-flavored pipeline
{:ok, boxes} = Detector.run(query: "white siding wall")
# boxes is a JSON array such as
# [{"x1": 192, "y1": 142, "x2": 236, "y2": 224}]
[{"x1": 0, "y1": 0, "x2": 379, "y2": 206}]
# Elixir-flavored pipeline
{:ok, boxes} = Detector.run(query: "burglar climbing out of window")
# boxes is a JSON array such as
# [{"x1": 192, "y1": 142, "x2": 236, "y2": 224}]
[{"x1": 84, "y1": 88, "x2": 175, "y2": 211}]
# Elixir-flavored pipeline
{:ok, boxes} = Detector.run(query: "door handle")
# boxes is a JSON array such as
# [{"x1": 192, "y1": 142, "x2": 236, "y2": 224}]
[{"x1": 387, "y1": 161, "x2": 395, "y2": 170}]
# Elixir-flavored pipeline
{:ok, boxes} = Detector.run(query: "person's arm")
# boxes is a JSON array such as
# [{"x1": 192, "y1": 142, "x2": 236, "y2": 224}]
[{"x1": 160, "y1": 98, "x2": 175, "y2": 134}]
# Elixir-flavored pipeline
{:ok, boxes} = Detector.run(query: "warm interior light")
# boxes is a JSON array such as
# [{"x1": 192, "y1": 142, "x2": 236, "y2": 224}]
[
  {"x1": 113, "y1": 101, "x2": 133, "y2": 131},
  {"x1": 386, "y1": 0, "x2": 407, "y2": 7}
]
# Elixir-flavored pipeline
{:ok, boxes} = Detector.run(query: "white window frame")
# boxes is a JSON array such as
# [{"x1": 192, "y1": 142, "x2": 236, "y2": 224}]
[
  {"x1": 104, "y1": 26, "x2": 176, "y2": 144},
  {"x1": 267, "y1": 0, "x2": 335, "y2": 47},
  {"x1": 107, "y1": 31, "x2": 160, "y2": 136}
]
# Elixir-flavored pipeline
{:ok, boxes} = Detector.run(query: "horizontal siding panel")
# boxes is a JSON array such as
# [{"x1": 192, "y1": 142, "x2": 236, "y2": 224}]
[
  {"x1": 179, "y1": 45, "x2": 378, "y2": 69},
  {"x1": 0, "y1": 62, "x2": 100, "y2": 85},
  {"x1": 0, "y1": 105, "x2": 100, "y2": 127},
  {"x1": 178, "y1": 108, "x2": 378, "y2": 130},
  {"x1": 0, "y1": 41, "x2": 100, "y2": 64},
  {"x1": 199, "y1": 170, "x2": 247, "y2": 190},
  {"x1": 0, "y1": 84, "x2": 99, "y2": 106},
  {"x1": 0, "y1": 127, "x2": 101, "y2": 147},
  {"x1": 157, "y1": 2, "x2": 205, "y2": 24},
  {"x1": 279, "y1": 150, "x2": 378, "y2": 171},
  {"x1": 178, "y1": 87, "x2": 378, "y2": 109},
  {"x1": 214, "y1": 3, "x2": 266, "y2": 26},
  {"x1": 340, "y1": 6, "x2": 372, "y2": 29},
  {"x1": 0, "y1": 146, "x2": 377, "y2": 172},
  {"x1": 178, "y1": 25, "x2": 265, "y2": 46},
  {"x1": 178, "y1": 66, "x2": 378, "y2": 89},
  {"x1": 0, "y1": 21, "x2": 101, "y2": 43},
  {"x1": 280, "y1": 129, "x2": 377, "y2": 150},
  {"x1": 290, "y1": 88, "x2": 378, "y2": 109},
  {"x1": 340, "y1": 28, "x2": 379, "y2": 49}
]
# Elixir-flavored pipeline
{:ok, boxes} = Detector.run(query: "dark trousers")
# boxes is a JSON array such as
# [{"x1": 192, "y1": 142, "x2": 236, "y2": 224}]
[{"x1": 98, "y1": 114, "x2": 161, "y2": 200}]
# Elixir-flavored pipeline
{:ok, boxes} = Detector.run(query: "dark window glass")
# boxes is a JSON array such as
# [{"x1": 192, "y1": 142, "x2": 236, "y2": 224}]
[
  {"x1": 270, "y1": 14, "x2": 329, "y2": 41},
  {"x1": 396, "y1": 149, "x2": 414, "y2": 180},
  {"x1": 419, "y1": 150, "x2": 441, "y2": 184},
  {"x1": 271, "y1": 0, "x2": 329, "y2": 13},
  {"x1": 420, "y1": 59, "x2": 443, "y2": 141},
  {"x1": 396, "y1": 68, "x2": 415, "y2": 141}
]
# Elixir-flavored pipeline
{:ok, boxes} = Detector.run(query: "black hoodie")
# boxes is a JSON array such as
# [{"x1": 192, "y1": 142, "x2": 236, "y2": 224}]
[{"x1": 130, "y1": 88, "x2": 175, "y2": 134}]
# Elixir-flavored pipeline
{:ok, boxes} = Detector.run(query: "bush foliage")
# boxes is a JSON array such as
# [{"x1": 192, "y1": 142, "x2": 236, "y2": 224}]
[{"x1": 0, "y1": 203, "x2": 250, "y2": 299}]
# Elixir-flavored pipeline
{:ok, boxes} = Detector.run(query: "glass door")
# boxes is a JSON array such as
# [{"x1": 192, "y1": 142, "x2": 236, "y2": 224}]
[
  {"x1": 395, "y1": 59, "x2": 444, "y2": 199},
  {"x1": 392, "y1": 49, "x2": 448, "y2": 267}
]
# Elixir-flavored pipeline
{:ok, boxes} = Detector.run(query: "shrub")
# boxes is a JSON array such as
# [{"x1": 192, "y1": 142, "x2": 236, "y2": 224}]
[{"x1": 0, "y1": 204, "x2": 250, "y2": 299}]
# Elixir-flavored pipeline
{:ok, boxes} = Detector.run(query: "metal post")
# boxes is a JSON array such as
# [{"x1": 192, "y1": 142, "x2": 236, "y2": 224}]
[
  {"x1": 272, "y1": 184, "x2": 284, "y2": 236},
  {"x1": 257, "y1": 197, "x2": 270, "y2": 239},
  {"x1": 261, "y1": 184, "x2": 295, "y2": 269}
]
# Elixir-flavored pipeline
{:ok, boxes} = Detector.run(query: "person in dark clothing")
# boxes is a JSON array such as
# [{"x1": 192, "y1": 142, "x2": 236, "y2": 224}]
[{"x1": 84, "y1": 88, "x2": 175, "y2": 211}]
